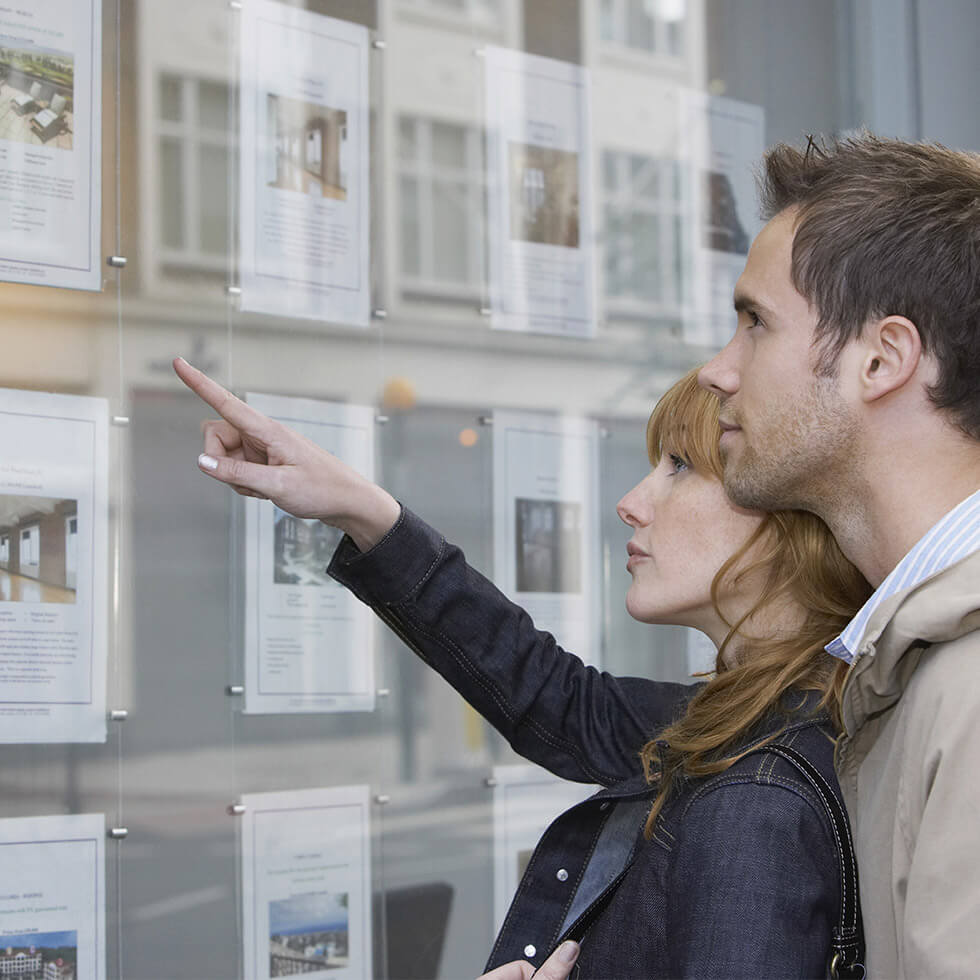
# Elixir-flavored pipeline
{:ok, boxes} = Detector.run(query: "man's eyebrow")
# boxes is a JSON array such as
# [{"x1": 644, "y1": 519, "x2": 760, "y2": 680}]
[{"x1": 733, "y1": 292, "x2": 774, "y2": 317}]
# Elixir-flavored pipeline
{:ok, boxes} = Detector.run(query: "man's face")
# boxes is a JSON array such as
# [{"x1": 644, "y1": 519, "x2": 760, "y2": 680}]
[{"x1": 698, "y1": 209, "x2": 859, "y2": 513}]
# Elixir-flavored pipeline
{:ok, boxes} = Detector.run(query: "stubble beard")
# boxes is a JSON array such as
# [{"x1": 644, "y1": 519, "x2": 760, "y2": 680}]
[{"x1": 720, "y1": 375, "x2": 857, "y2": 516}]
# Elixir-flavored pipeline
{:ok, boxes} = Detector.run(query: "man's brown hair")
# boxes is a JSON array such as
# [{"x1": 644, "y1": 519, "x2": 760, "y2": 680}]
[{"x1": 759, "y1": 133, "x2": 980, "y2": 439}]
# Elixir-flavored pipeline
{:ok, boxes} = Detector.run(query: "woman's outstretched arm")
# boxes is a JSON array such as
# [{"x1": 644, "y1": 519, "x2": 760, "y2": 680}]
[{"x1": 175, "y1": 357, "x2": 695, "y2": 783}]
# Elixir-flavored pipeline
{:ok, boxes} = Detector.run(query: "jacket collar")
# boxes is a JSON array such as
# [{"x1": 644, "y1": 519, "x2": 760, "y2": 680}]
[{"x1": 841, "y1": 548, "x2": 980, "y2": 736}]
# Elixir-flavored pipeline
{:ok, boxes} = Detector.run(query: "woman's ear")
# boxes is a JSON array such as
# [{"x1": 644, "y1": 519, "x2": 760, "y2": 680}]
[{"x1": 859, "y1": 315, "x2": 923, "y2": 403}]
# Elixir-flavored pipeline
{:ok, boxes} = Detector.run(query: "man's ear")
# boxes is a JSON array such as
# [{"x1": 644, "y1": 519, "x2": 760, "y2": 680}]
[{"x1": 859, "y1": 316, "x2": 923, "y2": 403}]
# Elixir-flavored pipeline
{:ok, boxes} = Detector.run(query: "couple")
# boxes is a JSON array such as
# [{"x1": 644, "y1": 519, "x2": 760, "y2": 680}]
[{"x1": 176, "y1": 134, "x2": 980, "y2": 979}]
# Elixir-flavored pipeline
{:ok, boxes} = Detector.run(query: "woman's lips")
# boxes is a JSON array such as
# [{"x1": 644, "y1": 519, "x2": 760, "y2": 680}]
[{"x1": 626, "y1": 542, "x2": 650, "y2": 570}]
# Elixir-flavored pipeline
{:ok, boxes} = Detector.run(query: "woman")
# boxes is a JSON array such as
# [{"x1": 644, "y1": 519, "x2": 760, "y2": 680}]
[{"x1": 174, "y1": 357, "x2": 870, "y2": 978}]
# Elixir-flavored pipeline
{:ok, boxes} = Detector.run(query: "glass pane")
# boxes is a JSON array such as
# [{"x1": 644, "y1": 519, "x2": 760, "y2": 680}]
[
  {"x1": 627, "y1": 0, "x2": 656, "y2": 51},
  {"x1": 631, "y1": 154, "x2": 659, "y2": 198},
  {"x1": 630, "y1": 212, "x2": 661, "y2": 300},
  {"x1": 400, "y1": 176, "x2": 421, "y2": 277},
  {"x1": 198, "y1": 80, "x2": 229, "y2": 130},
  {"x1": 159, "y1": 138, "x2": 184, "y2": 248},
  {"x1": 599, "y1": 0, "x2": 617, "y2": 42},
  {"x1": 199, "y1": 144, "x2": 229, "y2": 253},
  {"x1": 431, "y1": 121, "x2": 467, "y2": 169},
  {"x1": 432, "y1": 181, "x2": 468, "y2": 281},
  {"x1": 602, "y1": 150, "x2": 619, "y2": 191},
  {"x1": 159, "y1": 73, "x2": 182, "y2": 121},
  {"x1": 398, "y1": 117, "x2": 417, "y2": 161}
]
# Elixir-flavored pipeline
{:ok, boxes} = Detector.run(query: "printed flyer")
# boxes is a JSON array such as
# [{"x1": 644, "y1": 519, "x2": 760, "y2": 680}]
[
  {"x1": 0, "y1": 388, "x2": 108, "y2": 743},
  {"x1": 244, "y1": 393, "x2": 375, "y2": 714},
  {"x1": 241, "y1": 785, "x2": 371, "y2": 980},
  {"x1": 485, "y1": 46, "x2": 595, "y2": 337},
  {"x1": 0, "y1": 812, "x2": 105, "y2": 980},
  {"x1": 239, "y1": 0, "x2": 371, "y2": 325},
  {"x1": 680, "y1": 92, "x2": 765, "y2": 348},
  {"x1": 492, "y1": 410, "x2": 601, "y2": 666},
  {"x1": 0, "y1": 0, "x2": 101, "y2": 290}
]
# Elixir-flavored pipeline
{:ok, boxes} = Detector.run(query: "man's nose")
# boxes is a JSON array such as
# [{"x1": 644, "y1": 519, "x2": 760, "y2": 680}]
[{"x1": 698, "y1": 342, "x2": 740, "y2": 398}]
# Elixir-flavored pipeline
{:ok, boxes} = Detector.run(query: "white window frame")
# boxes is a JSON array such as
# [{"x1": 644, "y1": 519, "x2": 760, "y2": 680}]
[
  {"x1": 398, "y1": 116, "x2": 486, "y2": 300},
  {"x1": 601, "y1": 149, "x2": 691, "y2": 318},
  {"x1": 598, "y1": 0, "x2": 688, "y2": 62},
  {"x1": 150, "y1": 72, "x2": 236, "y2": 283}
]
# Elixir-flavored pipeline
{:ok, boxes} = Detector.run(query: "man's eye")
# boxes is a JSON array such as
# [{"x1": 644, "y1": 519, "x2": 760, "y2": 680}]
[{"x1": 746, "y1": 310, "x2": 762, "y2": 328}]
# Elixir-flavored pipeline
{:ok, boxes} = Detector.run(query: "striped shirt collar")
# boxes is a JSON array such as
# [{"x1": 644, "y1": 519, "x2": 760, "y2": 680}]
[{"x1": 825, "y1": 489, "x2": 980, "y2": 664}]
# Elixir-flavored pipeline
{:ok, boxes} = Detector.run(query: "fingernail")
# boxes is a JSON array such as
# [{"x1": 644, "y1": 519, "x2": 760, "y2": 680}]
[
  {"x1": 198, "y1": 454, "x2": 218, "y2": 471},
  {"x1": 558, "y1": 941, "x2": 579, "y2": 964}
]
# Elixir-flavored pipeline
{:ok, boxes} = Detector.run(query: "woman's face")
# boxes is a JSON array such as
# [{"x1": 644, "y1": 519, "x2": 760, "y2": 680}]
[{"x1": 616, "y1": 449, "x2": 766, "y2": 645}]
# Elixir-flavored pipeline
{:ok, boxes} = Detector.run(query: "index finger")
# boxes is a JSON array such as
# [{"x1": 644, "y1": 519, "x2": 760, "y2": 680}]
[{"x1": 173, "y1": 357, "x2": 273, "y2": 438}]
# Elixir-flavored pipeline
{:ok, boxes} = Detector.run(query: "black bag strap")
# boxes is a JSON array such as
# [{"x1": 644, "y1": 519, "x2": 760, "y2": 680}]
[{"x1": 744, "y1": 742, "x2": 866, "y2": 979}]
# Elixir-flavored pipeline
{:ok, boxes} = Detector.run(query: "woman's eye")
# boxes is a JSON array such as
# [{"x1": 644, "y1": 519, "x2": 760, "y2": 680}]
[{"x1": 668, "y1": 453, "x2": 689, "y2": 473}]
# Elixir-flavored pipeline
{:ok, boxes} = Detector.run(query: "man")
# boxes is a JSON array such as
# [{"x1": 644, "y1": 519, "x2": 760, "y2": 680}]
[{"x1": 698, "y1": 134, "x2": 980, "y2": 978}]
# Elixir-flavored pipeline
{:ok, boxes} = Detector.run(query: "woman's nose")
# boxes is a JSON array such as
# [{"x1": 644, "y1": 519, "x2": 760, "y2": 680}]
[{"x1": 616, "y1": 484, "x2": 645, "y2": 527}]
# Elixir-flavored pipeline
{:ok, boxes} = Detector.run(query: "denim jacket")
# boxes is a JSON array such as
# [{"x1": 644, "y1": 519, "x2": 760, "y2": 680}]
[{"x1": 329, "y1": 507, "x2": 843, "y2": 979}]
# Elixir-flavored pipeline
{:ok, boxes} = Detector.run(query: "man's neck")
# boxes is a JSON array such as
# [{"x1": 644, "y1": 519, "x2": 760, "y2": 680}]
[{"x1": 822, "y1": 452, "x2": 980, "y2": 588}]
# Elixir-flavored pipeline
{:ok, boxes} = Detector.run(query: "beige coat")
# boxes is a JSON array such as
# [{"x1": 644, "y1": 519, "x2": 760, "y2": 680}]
[{"x1": 835, "y1": 548, "x2": 980, "y2": 979}]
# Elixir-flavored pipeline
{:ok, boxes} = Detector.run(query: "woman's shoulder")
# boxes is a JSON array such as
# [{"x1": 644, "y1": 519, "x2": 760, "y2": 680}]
[{"x1": 671, "y1": 713, "x2": 840, "y2": 839}]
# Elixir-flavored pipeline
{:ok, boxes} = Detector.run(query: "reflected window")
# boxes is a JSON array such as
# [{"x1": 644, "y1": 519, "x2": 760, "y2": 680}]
[
  {"x1": 156, "y1": 73, "x2": 236, "y2": 279},
  {"x1": 0, "y1": 534, "x2": 8, "y2": 565},
  {"x1": 602, "y1": 150, "x2": 689, "y2": 311},
  {"x1": 399, "y1": 0, "x2": 500, "y2": 23},
  {"x1": 398, "y1": 116, "x2": 486, "y2": 295},
  {"x1": 599, "y1": 0, "x2": 686, "y2": 58}
]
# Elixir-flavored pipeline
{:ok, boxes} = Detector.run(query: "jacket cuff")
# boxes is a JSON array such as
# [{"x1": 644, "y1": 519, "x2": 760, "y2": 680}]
[{"x1": 327, "y1": 504, "x2": 446, "y2": 605}]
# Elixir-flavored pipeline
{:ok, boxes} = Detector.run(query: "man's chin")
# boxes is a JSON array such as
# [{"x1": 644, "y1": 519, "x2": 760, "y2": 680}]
[{"x1": 722, "y1": 457, "x2": 775, "y2": 511}]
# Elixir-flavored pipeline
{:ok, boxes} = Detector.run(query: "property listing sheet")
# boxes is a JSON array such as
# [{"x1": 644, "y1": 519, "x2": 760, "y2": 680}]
[
  {"x1": 0, "y1": 812, "x2": 105, "y2": 979},
  {"x1": 680, "y1": 92, "x2": 765, "y2": 347},
  {"x1": 492, "y1": 410, "x2": 600, "y2": 666},
  {"x1": 244, "y1": 393, "x2": 375, "y2": 714},
  {"x1": 0, "y1": 388, "x2": 108, "y2": 743},
  {"x1": 485, "y1": 46, "x2": 595, "y2": 337},
  {"x1": 0, "y1": 0, "x2": 101, "y2": 291},
  {"x1": 239, "y1": 0, "x2": 370, "y2": 325},
  {"x1": 241, "y1": 785, "x2": 371, "y2": 980},
  {"x1": 491, "y1": 765, "x2": 595, "y2": 932}
]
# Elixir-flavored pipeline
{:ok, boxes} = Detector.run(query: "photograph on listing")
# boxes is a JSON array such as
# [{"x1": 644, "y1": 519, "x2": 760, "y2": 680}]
[{"x1": 0, "y1": 496, "x2": 79, "y2": 604}]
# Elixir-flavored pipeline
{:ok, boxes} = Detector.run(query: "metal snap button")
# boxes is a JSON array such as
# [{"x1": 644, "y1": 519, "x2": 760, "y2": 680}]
[
  {"x1": 524, "y1": 944, "x2": 536, "y2": 958},
  {"x1": 556, "y1": 868, "x2": 569, "y2": 881}
]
